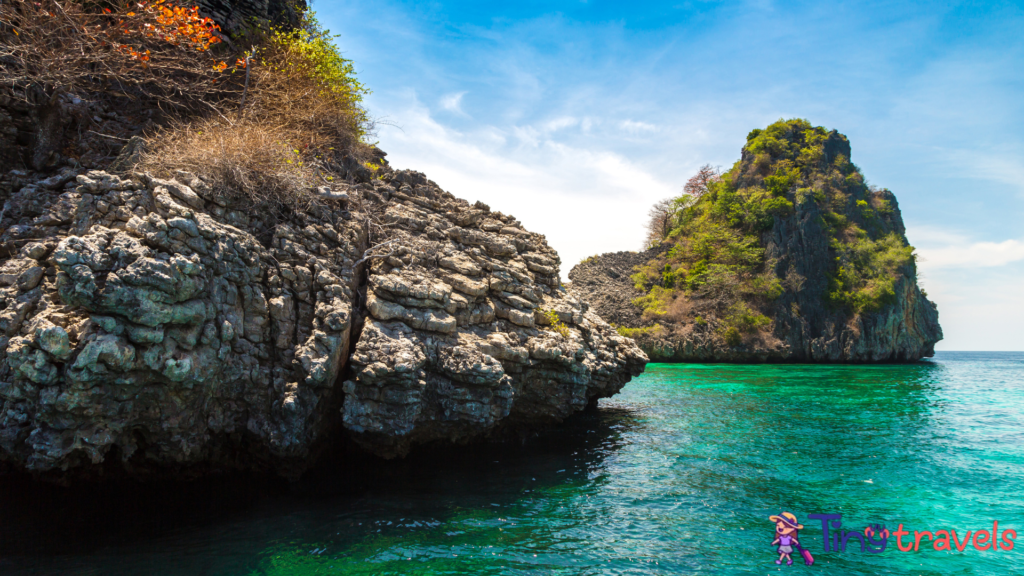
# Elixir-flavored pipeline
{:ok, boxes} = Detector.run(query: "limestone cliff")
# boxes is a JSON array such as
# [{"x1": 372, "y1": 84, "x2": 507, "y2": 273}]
[
  {"x1": 0, "y1": 162, "x2": 646, "y2": 479},
  {"x1": 570, "y1": 120, "x2": 941, "y2": 362}
]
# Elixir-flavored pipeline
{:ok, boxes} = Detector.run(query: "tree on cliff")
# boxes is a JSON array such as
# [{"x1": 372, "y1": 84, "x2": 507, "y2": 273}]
[
  {"x1": 645, "y1": 198, "x2": 679, "y2": 248},
  {"x1": 644, "y1": 164, "x2": 722, "y2": 248},
  {"x1": 683, "y1": 164, "x2": 721, "y2": 201}
]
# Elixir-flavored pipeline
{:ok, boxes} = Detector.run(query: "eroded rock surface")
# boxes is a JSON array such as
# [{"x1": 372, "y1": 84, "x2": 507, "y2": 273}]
[
  {"x1": 342, "y1": 174, "x2": 646, "y2": 456},
  {"x1": 0, "y1": 167, "x2": 646, "y2": 478},
  {"x1": 0, "y1": 170, "x2": 361, "y2": 477}
]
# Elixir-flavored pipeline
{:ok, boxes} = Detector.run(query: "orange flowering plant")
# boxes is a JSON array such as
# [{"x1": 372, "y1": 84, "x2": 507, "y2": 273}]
[
  {"x1": 0, "y1": 0, "x2": 245, "y2": 113},
  {"x1": 107, "y1": 1, "x2": 229, "y2": 69}
]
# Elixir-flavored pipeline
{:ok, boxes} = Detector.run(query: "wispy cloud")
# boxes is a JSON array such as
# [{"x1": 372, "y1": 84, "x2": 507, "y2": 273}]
[
  {"x1": 323, "y1": 0, "x2": 1024, "y2": 350},
  {"x1": 375, "y1": 95, "x2": 676, "y2": 274},
  {"x1": 922, "y1": 267, "x2": 1024, "y2": 350},
  {"x1": 543, "y1": 116, "x2": 579, "y2": 132},
  {"x1": 941, "y1": 147, "x2": 1024, "y2": 197},
  {"x1": 439, "y1": 91, "x2": 468, "y2": 115},
  {"x1": 911, "y1": 226, "x2": 1024, "y2": 268},
  {"x1": 918, "y1": 239, "x2": 1024, "y2": 268},
  {"x1": 909, "y1": 226, "x2": 1024, "y2": 349},
  {"x1": 620, "y1": 120, "x2": 657, "y2": 134}
]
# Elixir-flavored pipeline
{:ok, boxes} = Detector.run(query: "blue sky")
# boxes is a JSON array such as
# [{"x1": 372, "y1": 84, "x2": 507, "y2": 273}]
[{"x1": 317, "y1": 0, "x2": 1024, "y2": 351}]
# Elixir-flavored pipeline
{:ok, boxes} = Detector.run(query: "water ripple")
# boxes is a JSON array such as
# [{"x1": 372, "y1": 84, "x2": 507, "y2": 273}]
[{"x1": 2, "y1": 352, "x2": 1023, "y2": 575}]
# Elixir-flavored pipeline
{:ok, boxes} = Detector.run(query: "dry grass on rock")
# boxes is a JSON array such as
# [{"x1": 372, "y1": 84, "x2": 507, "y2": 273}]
[
  {"x1": 139, "y1": 116, "x2": 320, "y2": 207},
  {"x1": 135, "y1": 9, "x2": 376, "y2": 208},
  {"x1": 0, "y1": 0, "x2": 243, "y2": 115},
  {"x1": 2, "y1": 0, "x2": 375, "y2": 209}
]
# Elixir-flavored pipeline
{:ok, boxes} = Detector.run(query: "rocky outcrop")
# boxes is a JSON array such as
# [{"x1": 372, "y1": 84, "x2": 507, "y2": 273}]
[
  {"x1": 570, "y1": 125, "x2": 941, "y2": 363},
  {"x1": 571, "y1": 245, "x2": 940, "y2": 362},
  {"x1": 0, "y1": 164, "x2": 646, "y2": 479},
  {"x1": 0, "y1": 170, "x2": 361, "y2": 477},
  {"x1": 342, "y1": 174, "x2": 645, "y2": 456}
]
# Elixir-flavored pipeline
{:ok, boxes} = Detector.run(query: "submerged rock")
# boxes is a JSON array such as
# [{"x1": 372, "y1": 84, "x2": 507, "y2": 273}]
[{"x1": 0, "y1": 167, "x2": 646, "y2": 479}]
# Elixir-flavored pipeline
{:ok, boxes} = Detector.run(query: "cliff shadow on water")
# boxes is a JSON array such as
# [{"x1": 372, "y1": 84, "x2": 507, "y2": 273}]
[{"x1": 0, "y1": 403, "x2": 641, "y2": 563}]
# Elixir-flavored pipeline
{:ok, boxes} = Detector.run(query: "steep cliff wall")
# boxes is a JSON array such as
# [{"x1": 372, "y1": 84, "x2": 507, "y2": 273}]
[
  {"x1": 0, "y1": 162, "x2": 646, "y2": 479},
  {"x1": 570, "y1": 120, "x2": 941, "y2": 362}
]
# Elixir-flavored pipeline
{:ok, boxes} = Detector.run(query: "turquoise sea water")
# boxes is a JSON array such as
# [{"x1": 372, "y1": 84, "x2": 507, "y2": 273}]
[{"x1": 2, "y1": 351, "x2": 1023, "y2": 575}]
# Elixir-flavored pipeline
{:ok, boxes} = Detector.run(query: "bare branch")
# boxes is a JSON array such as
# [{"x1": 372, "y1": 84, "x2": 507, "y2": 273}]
[
  {"x1": 240, "y1": 48, "x2": 255, "y2": 109},
  {"x1": 682, "y1": 164, "x2": 722, "y2": 201},
  {"x1": 0, "y1": 0, "x2": 246, "y2": 117},
  {"x1": 354, "y1": 238, "x2": 400, "y2": 267},
  {"x1": 644, "y1": 197, "x2": 681, "y2": 248},
  {"x1": 87, "y1": 130, "x2": 129, "y2": 142}
]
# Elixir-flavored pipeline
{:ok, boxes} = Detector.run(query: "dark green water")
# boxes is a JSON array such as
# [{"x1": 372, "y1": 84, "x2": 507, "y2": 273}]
[{"x1": 2, "y1": 351, "x2": 1023, "y2": 575}]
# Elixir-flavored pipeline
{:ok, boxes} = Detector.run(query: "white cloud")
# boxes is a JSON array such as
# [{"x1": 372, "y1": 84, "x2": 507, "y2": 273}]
[
  {"x1": 911, "y1": 226, "x2": 1024, "y2": 268},
  {"x1": 922, "y1": 267, "x2": 1024, "y2": 351},
  {"x1": 439, "y1": 91, "x2": 467, "y2": 115},
  {"x1": 954, "y1": 149, "x2": 1024, "y2": 197},
  {"x1": 373, "y1": 94, "x2": 1024, "y2": 349},
  {"x1": 620, "y1": 119, "x2": 658, "y2": 133},
  {"x1": 543, "y1": 116, "x2": 579, "y2": 132},
  {"x1": 906, "y1": 226, "x2": 970, "y2": 246},
  {"x1": 326, "y1": 0, "x2": 1024, "y2": 351},
  {"x1": 374, "y1": 95, "x2": 676, "y2": 276},
  {"x1": 907, "y1": 226, "x2": 1024, "y2": 350},
  {"x1": 906, "y1": 145, "x2": 1024, "y2": 200},
  {"x1": 917, "y1": 239, "x2": 1024, "y2": 268}
]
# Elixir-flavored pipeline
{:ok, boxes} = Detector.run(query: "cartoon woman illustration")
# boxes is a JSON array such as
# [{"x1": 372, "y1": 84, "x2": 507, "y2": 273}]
[{"x1": 770, "y1": 512, "x2": 804, "y2": 566}]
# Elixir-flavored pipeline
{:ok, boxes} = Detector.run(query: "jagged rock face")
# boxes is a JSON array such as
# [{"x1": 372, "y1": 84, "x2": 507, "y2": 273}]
[
  {"x1": 0, "y1": 167, "x2": 646, "y2": 478},
  {"x1": 0, "y1": 170, "x2": 362, "y2": 477},
  {"x1": 755, "y1": 187, "x2": 942, "y2": 362},
  {"x1": 341, "y1": 174, "x2": 647, "y2": 456},
  {"x1": 0, "y1": 88, "x2": 70, "y2": 174}
]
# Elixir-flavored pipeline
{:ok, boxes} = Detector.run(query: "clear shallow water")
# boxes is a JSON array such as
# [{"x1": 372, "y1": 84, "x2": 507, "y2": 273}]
[{"x1": 2, "y1": 351, "x2": 1023, "y2": 575}]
